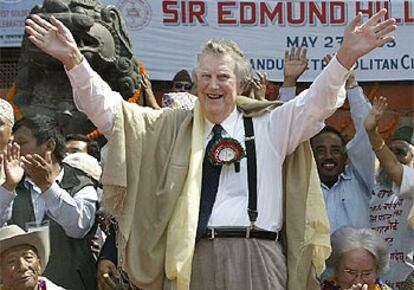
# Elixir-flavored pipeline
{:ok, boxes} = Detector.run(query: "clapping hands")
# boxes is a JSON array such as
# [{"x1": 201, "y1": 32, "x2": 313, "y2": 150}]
[
  {"x1": 347, "y1": 283, "x2": 369, "y2": 290},
  {"x1": 243, "y1": 72, "x2": 268, "y2": 100},
  {"x1": 1, "y1": 143, "x2": 24, "y2": 192}
]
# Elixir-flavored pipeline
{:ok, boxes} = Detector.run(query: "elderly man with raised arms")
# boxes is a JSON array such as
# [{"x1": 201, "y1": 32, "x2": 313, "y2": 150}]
[{"x1": 25, "y1": 9, "x2": 395, "y2": 290}]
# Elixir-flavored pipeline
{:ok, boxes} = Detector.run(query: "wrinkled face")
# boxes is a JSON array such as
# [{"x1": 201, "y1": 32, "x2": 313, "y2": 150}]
[
  {"x1": 336, "y1": 248, "x2": 378, "y2": 289},
  {"x1": 13, "y1": 126, "x2": 47, "y2": 158},
  {"x1": 0, "y1": 245, "x2": 41, "y2": 290},
  {"x1": 65, "y1": 140, "x2": 88, "y2": 156},
  {"x1": 389, "y1": 140, "x2": 414, "y2": 167},
  {"x1": 197, "y1": 53, "x2": 239, "y2": 124},
  {"x1": 0, "y1": 117, "x2": 12, "y2": 152},
  {"x1": 311, "y1": 132, "x2": 347, "y2": 187}
]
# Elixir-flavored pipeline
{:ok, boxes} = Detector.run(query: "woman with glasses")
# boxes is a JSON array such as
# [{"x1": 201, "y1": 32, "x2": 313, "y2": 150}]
[{"x1": 321, "y1": 226, "x2": 392, "y2": 290}]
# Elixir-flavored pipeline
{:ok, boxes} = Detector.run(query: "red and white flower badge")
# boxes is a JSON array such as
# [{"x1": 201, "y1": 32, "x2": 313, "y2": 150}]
[{"x1": 207, "y1": 137, "x2": 245, "y2": 171}]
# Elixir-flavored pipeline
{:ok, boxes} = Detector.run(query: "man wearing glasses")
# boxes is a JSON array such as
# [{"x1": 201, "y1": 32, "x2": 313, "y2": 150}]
[
  {"x1": 171, "y1": 70, "x2": 193, "y2": 93},
  {"x1": 162, "y1": 69, "x2": 197, "y2": 110}
]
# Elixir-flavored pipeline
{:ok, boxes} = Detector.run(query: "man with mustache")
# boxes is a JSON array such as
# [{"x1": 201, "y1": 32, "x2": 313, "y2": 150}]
[
  {"x1": 310, "y1": 65, "x2": 375, "y2": 233},
  {"x1": 278, "y1": 49, "x2": 375, "y2": 233}
]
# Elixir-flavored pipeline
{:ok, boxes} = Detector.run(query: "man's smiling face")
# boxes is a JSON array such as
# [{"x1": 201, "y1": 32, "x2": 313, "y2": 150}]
[
  {"x1": 311, "y1": 131, "x2": 347, "y2": 187},
  {"x1": 0, "y1": 245, "x2": 41, "y2": 290},
  {"x1": 196, "y1": 53, "x2": 239, "y2": 124}
]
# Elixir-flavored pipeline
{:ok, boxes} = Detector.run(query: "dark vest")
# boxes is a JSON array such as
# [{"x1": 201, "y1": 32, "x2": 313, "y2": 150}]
[{"x1": 10, "y1": 164, "x2": 97, "y2": 290}]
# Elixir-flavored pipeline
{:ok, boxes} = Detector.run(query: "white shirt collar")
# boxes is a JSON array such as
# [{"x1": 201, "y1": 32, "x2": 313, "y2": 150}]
[{"x1": 203, "y1": 107, "x2": 239, "y2": 141}]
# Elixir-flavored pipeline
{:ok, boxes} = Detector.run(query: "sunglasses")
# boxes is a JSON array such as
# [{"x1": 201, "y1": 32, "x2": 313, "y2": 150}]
[{"x1": 174, "y1": 82, "x2": 192, "y2": 90}]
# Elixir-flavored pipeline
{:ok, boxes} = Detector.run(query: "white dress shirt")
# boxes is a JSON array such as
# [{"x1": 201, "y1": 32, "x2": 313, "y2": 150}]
[
  {"x1": 0, "y1": 168, "x2": 98, "y2": 238},
  {"x1": 66, "y1": 56, "x2": 350, "y2": 232}
]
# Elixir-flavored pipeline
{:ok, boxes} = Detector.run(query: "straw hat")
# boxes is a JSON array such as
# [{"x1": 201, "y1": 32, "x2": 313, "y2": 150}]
[{"x1": 0, "y1": 225, "x2": 49, "y2": 279}]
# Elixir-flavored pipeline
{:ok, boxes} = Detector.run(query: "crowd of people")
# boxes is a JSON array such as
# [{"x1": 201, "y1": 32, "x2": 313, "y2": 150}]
[{"x1": 0, "y1": 8, "x2": 413, "y2": 290}]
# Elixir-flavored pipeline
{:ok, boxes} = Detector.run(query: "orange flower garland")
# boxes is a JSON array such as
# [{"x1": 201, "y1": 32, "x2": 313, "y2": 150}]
[
  {"x1": 5, "y1": 83, "x2": 23, "y2": 121},
  {"x1": 322, "y1": 277, "x2": 385, "y2": 290}
]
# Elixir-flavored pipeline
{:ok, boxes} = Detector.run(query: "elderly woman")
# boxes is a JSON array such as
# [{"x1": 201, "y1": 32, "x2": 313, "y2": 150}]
[
  {"x1": 321, "y1": 227, "x2": 392, "y2": 290},
  {"x1": 0, "y1": 225, "x2": 64, "y2": 290},
  {"x1": 0, "y1": 99, "x2": 14, "y2": 153},
  {"x1": 0, "y1": 99, "x2": 14, "y2": 185}
]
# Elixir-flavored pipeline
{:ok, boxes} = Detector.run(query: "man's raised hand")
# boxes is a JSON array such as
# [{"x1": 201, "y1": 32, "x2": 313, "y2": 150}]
[
  {"x1": 283, "y1": 46, "x2": 308, "y2": 87},
  {"x1": 364, "y1": 96, "x2": 388, "y2": 133},
  {"x1": 2, "y1": 143, "x2": 24, "y2": 192},
  {"x1": 337, "y1": 8, "x2": 396, "y2": 69},
  {"x1": 25, "y1": 14, "x2": 83, "y2": 70}
]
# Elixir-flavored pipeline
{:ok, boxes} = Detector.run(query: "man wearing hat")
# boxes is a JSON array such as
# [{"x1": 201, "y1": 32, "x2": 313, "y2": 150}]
[
  {"x1": 0, "y1": 225, "x2": 64, "y2": 290},
  {"x1": 162, "y1": 70, "x2": 197, "y2": 110},
  {"x1": 0, "y1": 115, "x2": 98, "y2": 290},
  {"x1": 365, "y1": 97, "x2": 414, "y2": 288}
]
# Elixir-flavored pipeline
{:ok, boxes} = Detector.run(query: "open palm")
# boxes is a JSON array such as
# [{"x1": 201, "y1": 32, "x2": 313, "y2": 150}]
[
  {"x1": 338, "y1": 9, "x2": 396, "y2": 69},
  {"x1": 25, "y1": 14, "x2": 79, "y2": 65},
  {"x1": 364, "y1": 96, "x2": 388, "y2": 132},
  {"x1": 3, "y1": 143, "x2": 24, "y2": 190}
]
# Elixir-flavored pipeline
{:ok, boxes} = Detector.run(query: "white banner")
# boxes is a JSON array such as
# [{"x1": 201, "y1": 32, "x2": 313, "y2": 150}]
[{"x1": 1, "y1": 0, "x2": 414, "y2": 81}]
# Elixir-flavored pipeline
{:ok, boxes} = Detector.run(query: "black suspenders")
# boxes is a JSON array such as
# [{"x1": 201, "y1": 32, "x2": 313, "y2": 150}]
[{"x1": 243, "y1": 117, "x2": 258, "y2": 224}]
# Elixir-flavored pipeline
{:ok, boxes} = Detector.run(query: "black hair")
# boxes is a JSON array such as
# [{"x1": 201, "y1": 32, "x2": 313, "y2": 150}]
[
  {"x1": 310, "y1": 126, "x2": 347, "y2": 149},
  {"x1": 65, "y1": 134, "x2": 101, "y2": 161},
  {"x1": 13, "y1": 115, "x2": 66, "y2": 163}
]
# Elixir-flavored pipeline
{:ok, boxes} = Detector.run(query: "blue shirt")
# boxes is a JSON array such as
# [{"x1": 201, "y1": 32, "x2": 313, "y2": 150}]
[{"x1": 280, "y1": 86, "x2": 375, "y2": 233}]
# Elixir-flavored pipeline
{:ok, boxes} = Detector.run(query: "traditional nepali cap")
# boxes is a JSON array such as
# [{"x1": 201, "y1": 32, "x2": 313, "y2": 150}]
[
  {"x1": 392, "y1": 126, "x2": 413, "y2": 145},
  {"x1": 63, "y1": 152, "x2": 102, "y2": 182},
  {"x1": 0, "y1": 99, "x2": 14, "y2": 127},
  {"x1": 172, "y1": 70, "x2": 192, "y2": 83}
]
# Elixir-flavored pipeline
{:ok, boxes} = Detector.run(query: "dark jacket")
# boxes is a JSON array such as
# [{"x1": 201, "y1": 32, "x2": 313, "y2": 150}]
[{"x1": 10, "y1": 164, "x2": 98, "y2": 290}]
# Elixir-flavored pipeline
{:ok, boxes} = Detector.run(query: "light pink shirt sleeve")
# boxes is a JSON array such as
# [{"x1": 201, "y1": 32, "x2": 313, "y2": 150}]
[
  {"x1": 269, "y1": 56, "x2": 350, "y2": 156},
  {"x1": 65, "y1": 59, "x2": 123, "y2": 139}
]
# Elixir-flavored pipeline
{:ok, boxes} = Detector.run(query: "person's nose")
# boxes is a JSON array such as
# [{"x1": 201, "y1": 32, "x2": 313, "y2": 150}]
[
  {"x1": 324, "y1": 149, "x2": 334, "y2": 159},
  {"x1": 208, "y1": 76, "x2": 219, "y2": 90},
  {"x1": 16, "y1": 257, "x2": 29, "y2": 272}
]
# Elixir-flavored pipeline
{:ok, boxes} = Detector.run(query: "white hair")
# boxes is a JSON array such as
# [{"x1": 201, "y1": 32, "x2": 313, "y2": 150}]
[
  {"x1": 327, "y1": 227, "x2": 389, "y2": 274},
  {"x1": 0, "y1": 99, "x2": 14, "y2": 128},
  {"x1": 192, "y1": 39, "x2": 252, "y2": 94}
]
